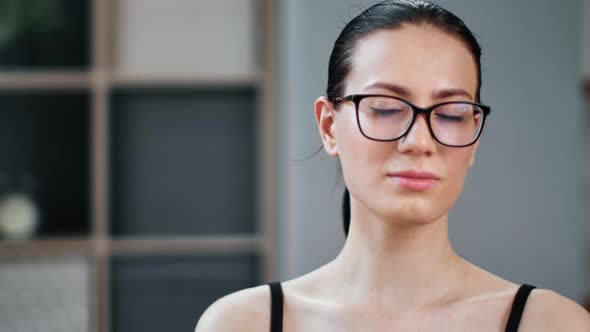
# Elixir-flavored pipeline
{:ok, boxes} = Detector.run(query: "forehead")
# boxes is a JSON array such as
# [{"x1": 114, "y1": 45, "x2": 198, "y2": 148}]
[{"x1": 345, "y1": 24, "x2": 478, "y2": 101}]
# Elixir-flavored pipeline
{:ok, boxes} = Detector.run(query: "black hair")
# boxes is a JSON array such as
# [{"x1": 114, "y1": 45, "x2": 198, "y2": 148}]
[{"x1": 332, "y1": 0, "x2": 483, "y2": 237}]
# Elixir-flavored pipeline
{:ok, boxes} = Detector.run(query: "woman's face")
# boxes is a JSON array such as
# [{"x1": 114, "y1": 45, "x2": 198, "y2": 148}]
[{"x1": 316, "y1": 24, "x2": 481, "y2": 225}]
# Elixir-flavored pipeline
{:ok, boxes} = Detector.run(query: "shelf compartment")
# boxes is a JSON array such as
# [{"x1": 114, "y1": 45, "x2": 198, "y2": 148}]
[
  {"x1": 114, "y1": 0, "x2": 258, "y2": 77},
  {"x1": 0, "y1": 0, "x2": 90, "y2": 69},
  {"x1": 109, "y1": 88, "x2": 257, "y2": 236},
  {"x1": 110, "y1": 253, "x2": 259, "y2": 332},
  {"x1": 0, "y1": 255, "x2": 93, "y2": 331},
  {"x1": 0, "y1": 92, "x2": 90, "y2": 239}
]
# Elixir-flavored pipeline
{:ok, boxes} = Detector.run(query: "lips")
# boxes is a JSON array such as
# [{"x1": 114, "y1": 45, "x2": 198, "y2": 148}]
[{"x1": 387, "y1": 170, "x2": 440, "y2": 190}]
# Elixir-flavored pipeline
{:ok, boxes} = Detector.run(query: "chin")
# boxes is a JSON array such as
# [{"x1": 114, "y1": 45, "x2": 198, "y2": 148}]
[{"x1": 377, "y1": 200, "x2": 445, "y2": 227}]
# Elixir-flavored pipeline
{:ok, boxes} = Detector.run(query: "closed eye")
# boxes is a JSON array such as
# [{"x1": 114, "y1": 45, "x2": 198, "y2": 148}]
[
  {"x1": 434, "y1": 113, "x2": 465, "y2": 123},
  {"x1": 370, "y1": 108, "x2": 404, "y2": 117}
]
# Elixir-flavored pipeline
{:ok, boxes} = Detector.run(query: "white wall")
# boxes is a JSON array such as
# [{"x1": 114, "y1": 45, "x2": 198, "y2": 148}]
[{"x1": 276, "y1": 0, "x2": 588, "y2": 302}]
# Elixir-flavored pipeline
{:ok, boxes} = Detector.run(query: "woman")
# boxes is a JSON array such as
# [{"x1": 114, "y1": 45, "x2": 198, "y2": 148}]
[{"x1": 196, "y1": 1, "x2": 590, "y2": 331}]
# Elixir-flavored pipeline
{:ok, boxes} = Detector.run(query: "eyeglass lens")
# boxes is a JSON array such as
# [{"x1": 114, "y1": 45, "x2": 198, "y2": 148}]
[{"x1": 357, "y1": 96, "x2": 483, "y2": 146}]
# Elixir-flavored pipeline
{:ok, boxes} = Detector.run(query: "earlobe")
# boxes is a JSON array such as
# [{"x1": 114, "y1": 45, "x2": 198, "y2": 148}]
[{"x1": 314, "y1": 96, "x2": 339, "y2": 157}]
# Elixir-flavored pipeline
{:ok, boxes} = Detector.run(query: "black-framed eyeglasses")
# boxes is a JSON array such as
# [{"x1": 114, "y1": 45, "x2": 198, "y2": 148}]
[{"x1": 333, "y1": 94, "x2": 491, "y2": 147}]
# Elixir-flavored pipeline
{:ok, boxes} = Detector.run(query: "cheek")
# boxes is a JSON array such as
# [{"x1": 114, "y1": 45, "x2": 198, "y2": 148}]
[
  {"x1": 445, "y1": 149, "x2": 472, "y2": 186},
  {"x1": 335, "y1": 114, "x2": 388, "y2": 191},
  {"x1": 437, "y1": 148, "x2": 473, "y2": 209}
]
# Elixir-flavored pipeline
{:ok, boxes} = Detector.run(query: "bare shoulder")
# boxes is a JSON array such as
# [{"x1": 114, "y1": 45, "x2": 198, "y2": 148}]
[
  {"x1": 520, "y1": 288, "x2": 590, "y2": 332},
  {"x1": 194, "y1": 284, "x2": 271, "y2": 332}
]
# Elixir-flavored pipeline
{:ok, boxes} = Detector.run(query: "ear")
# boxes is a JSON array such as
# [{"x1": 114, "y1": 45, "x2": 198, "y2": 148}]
[
  {"x1": 314, "y1": 96, "x2": 339, "y2": 157},
  {"x1": 468, "y1": 140, "x2": 480, "y2": 168}
]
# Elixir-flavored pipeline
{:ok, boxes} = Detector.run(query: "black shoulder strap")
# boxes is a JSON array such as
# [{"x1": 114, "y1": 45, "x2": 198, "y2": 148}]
[
  {"x1": 268, "y1": 282, "x2": 283, "y2": 332},
  {"x1": 504, "y1": 284, "x2": 536, "y2": 332}
]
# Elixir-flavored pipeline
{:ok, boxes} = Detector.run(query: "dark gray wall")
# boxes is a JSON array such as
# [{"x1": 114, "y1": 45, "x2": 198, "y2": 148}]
[{"x1": 276, "y1": 0, "x2": 587, "y2": 302}]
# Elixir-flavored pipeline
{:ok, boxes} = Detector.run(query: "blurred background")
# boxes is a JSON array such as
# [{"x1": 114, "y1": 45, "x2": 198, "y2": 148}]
[{"x1": 0, "y1": 0, "x2": 587, "y2": 331}]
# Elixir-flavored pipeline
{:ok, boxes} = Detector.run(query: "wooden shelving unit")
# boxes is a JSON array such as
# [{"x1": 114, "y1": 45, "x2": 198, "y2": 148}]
[
  {"x1": 0, "y1": 238, "x2": 93, "y2": 256},
  {"x1": 0, "y1": 0, "x2": 276, "y2": 331},
  {"x1": 0, "y1": 72, "x2": 92, "y2": 90}
]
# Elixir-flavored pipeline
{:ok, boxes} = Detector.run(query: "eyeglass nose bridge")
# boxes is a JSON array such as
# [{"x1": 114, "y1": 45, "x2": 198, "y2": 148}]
[{"x1": 397, "y1": 103, "x2": 438, "y2": 141}]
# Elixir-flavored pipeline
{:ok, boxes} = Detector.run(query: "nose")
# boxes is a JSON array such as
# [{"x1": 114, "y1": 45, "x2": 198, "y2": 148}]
[{"x1": 397, "y1": 114, "x2": 437, "y2": 155}]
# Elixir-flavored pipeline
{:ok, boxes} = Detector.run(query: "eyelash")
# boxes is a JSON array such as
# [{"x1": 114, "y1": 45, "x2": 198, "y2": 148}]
[
  {"x1": 370, "y1": 108, "x2": 404, "y2": 116},
  {"x1": 435, "y1": 113, "x2": 464, "y2": 123}
]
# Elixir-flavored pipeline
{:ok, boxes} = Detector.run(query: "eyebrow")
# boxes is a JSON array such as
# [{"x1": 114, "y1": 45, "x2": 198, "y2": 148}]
[{"x1": 364, "y1": 82, "x2": 473, "y2": 100}]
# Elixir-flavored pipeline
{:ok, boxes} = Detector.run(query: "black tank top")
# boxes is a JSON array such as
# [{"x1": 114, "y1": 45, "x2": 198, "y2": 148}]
[{"x1": 267, "y1": 282, "x2": 536, "y2": 332}]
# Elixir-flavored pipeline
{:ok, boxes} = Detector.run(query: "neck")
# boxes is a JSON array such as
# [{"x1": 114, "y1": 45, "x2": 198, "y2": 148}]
[{"x1": 328, "y1": 197, "x2": 468, "y2": 311}]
